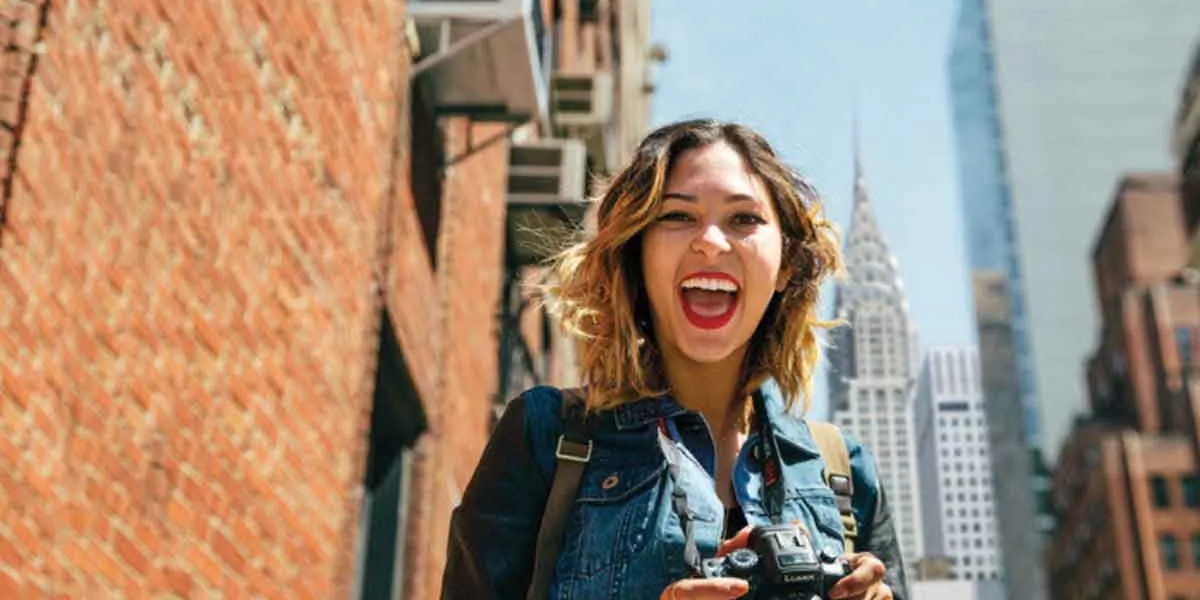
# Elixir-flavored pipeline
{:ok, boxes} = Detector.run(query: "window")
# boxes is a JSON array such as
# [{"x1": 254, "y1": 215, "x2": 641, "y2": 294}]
[
  {"x1": 1176, "y1": 326, "x2": 1194, "y2": 367},
  {"x1": 1184, "y1": 475, "x2": 1200, "y2": 508},
  {"x1": 354, "y1": 310, "x2": 428, "y2": 600},
  {"x1": 1192, "y1": 533, "x2": 1200, "y2": 568},
  {"x1": 1161, "y1": 533, "x2": 1181, "y2": 570},
  {"x1": 1152, "y1": 476, "x2": 1171, "y2": 507}
]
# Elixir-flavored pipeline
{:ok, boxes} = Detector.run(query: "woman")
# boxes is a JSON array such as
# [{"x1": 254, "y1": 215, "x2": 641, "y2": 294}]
[{"x1": 442, "y1": 120, "x2": 907, "y2": 600}]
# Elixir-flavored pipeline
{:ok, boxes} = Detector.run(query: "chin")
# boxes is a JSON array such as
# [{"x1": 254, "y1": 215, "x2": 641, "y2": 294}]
[{"x1": 673, "y1": 331, "x2": 744, "y2": 365}]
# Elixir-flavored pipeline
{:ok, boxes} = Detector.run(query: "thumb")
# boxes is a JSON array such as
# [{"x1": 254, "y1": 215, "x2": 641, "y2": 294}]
[{"x1": 717, "y1": 526, "x2": 752, "y2": 557}]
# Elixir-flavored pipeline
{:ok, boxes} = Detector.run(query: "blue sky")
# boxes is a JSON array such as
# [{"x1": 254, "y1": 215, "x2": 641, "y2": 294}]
[{"x1": 650, "y1": 0, "x2": 975, "y2": 419}]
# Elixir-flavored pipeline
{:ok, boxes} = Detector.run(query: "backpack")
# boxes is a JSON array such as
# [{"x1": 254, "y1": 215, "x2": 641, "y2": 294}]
[{"x1": 524, "y1": 390, "x2": 858, "y2": 600}]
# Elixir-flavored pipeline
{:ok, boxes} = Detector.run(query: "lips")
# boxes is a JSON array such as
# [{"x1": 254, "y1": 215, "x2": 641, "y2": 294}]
[{"x1": 678, "y1": 272, "x2": 740, "y2": 330}]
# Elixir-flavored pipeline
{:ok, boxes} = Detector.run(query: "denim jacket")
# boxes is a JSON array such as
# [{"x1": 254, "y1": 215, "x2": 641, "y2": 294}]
[{"x1": 442, "y1": 379, "x2": 909, "y2": 599}]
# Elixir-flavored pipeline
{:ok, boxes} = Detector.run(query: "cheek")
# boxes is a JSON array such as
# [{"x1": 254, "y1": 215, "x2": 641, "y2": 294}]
[
  {"x1": 640, "y1": 233, "x2": 676, "y2": 305},
  {"x1": 741, "y1": 232, "x2": 785, "y2": 288}
]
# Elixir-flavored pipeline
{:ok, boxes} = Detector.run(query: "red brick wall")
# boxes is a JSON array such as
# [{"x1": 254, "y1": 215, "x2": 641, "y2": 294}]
[
  {"x1": 1, "y1": 0, "x2": 542, "y2": 597},
  {"x1": 401, "y1": 117, "x2": 511, "y2": 599},
  {"x1": 0, "y1": 1, "x2": 428, "y2": 596}
]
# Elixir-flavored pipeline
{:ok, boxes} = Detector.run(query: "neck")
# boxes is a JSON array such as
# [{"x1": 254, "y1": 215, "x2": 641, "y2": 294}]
[{"x1": 659, "y1": 342, "x2": 749, "y2": 437}]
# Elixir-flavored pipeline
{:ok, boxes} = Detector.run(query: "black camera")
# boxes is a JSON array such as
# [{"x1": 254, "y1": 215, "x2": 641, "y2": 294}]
[{"x1": 698, "y1": 524, "x2": 851, "y2": 600}]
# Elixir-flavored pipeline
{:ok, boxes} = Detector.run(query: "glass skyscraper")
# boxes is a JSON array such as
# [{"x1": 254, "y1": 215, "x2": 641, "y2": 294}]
[{"x1": 947, "y1": 0, "x2": 1046, "y2": 597}]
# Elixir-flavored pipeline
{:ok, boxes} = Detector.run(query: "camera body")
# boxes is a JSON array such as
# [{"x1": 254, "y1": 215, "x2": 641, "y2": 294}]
[{"x1": 698, "y1": 524, "x2": 851, "y2": 600}]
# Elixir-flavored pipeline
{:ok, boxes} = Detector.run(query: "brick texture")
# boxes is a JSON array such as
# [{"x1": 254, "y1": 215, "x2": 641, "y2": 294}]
[{"x1": 0, "y1": 0, "x2": 511, "y2": 596}]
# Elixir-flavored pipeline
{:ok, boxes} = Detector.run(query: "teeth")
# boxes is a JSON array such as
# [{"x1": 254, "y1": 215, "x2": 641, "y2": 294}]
[{"x1": 680, "y1": 277, "x2": 738, "y2": 292}]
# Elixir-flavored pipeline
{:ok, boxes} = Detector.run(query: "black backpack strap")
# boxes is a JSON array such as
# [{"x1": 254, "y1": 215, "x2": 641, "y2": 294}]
[{"x1": 526, "y1": 388, "x2": 590, "y2": 600}]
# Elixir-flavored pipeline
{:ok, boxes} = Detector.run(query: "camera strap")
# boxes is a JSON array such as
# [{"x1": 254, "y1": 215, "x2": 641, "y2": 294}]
[
  {"x1": 657, "y1": 389, "x2": 787, "y2": 575},
  {"x1": 657, "y1": 417, "x2": 703, "y2": 574},
  {"x1": 752, "y1": 389, "x2": 787, "y2": 526}
]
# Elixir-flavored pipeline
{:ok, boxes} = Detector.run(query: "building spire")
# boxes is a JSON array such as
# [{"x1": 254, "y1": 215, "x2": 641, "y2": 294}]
[{"x1": 853, "y1": 108, "x2": 869, "y2": 206}]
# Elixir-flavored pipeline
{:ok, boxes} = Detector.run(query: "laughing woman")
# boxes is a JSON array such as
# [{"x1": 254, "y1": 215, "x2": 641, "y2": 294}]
[{"x1": 441, "y1": 120, "x2": 908, "y2": 600}]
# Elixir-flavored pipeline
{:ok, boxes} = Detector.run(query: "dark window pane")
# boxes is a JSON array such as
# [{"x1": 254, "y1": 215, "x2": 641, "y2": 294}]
[
  {"x1": 1152, "y1": 475, "x2": 1171, "y2": 508},
  {"x1": 1175, "y1": 327, "x2": 1193, "y2": 367},
  {"x1": 1184, "y1": 475, "x2": 1200, "y2": 508},
  {"x1": 1162, "y1": 533, "x2": 1180, "y2": 571}
]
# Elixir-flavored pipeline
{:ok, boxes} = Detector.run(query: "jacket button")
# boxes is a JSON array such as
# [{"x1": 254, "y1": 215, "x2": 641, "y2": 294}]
[{"x1": 601, "y1": 474, "x2": 620, "y2": 490}]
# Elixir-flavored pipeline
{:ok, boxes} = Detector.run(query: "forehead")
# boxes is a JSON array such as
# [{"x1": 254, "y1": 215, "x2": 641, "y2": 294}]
[{"x1": 665, "y1": 142, "x2": 766, "y2": 196}]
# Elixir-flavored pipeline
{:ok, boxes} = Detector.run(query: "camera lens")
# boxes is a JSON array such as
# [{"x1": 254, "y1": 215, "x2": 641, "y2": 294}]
[{"x1": 725, "y1": 548, "x2": 759, "y2": 576}]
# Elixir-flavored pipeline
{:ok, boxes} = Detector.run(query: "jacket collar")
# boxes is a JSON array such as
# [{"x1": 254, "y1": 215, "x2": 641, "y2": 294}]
[
  {"x1": 753, "y1": 378, "x2": 820, "y2": 458},
  {"x1": 610, "y1": 378, "x2": 819, "y2": 457},
  {"x1": 612, "y1": 395, "x2": 688, "y2": 430}
]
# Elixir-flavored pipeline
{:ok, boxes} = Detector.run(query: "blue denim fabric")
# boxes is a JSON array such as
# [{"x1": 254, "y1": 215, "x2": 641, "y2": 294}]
[
  {"x1": 523, "y1": 380, "x2": 881, "y2": 599},
  {"x1": 442, "y1": 378, "x2": 894, "y2": 599}
]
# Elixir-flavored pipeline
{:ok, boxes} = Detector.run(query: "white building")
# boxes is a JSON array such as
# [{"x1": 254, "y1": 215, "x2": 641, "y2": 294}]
[
  {"x1": 914, "y1": 346, "x2": 1002, "y2": 585},
  {"x1": 912, "y1": 579, "x2": 1005, "y2": 600},
  {"x1": 829, "y1": 148, "x2": 921, "y2": 579}
]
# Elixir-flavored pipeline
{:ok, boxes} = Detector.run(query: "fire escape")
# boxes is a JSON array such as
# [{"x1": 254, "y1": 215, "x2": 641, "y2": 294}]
[{"x1": 404, "y1": 0, "x2": 617, "y2": 408}]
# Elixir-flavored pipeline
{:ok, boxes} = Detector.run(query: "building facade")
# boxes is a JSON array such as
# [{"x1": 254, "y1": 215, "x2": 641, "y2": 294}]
[
  {"x1": 1050, "y1": 173, "x2": 1200, "y2": 598},
  {"x1": 829, "y1": 152, "x2": 922, "y2": 578},
  {"x1": 0, "y1": 0, "x2": 652, "y2": 596},
  {"x1": 914, "y1": 346, "x2": 1002, "y2": 584},
  {"x1": 1177, "y1": 40, "x2": 1200, "y2": 266},
  {"x1": 911, "y1": 579, "x2": 1005, "y2": 600},
  {"x1": 984, "y1": 0, "x2": 1200, "y2": 460}
]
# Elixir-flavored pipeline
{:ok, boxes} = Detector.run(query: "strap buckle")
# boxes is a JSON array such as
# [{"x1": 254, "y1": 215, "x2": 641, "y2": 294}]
[{"x1": 556, "y1": 435, "x2": 592, "y2": 463}]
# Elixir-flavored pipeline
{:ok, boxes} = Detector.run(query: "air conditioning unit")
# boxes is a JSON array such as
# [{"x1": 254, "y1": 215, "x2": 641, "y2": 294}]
[
  {"x1": 408, "y1": 0, "x2": 550, "y2": 123},
  {"x1": 506, "y1": 139, "x2": 589, "y2": 266},
  {"x1": 551, "y1": 71, "x2": 614, "y2": 127},
  {"x1": 508, "y1": 139, "x2": 587, "y2": 205}
]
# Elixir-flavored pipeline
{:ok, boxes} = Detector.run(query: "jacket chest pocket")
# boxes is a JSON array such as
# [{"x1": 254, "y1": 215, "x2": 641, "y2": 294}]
[
  {"x1": 789, "y1": 488, "x2": 848, "y2": 557},
  {"x1": 566, "y1": 461, "x2": 666, "y2": 579}
]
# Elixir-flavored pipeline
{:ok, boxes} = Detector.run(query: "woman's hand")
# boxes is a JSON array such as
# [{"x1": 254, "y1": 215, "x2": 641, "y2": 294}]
[
  {"x1": 828, "y1": 552, "x2": 892, "y2": 600},
  {"x1": 659, "y1": 578, "x2": 749, "y2": 600},
  {"x1": 659, "y1": 528, "x2": 753, "y2": 599}
]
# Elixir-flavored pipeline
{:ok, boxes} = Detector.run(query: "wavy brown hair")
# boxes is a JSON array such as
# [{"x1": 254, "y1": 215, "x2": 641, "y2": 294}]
[{"x1": 544, "y1": 119, "x2": 842, "y2": 413}]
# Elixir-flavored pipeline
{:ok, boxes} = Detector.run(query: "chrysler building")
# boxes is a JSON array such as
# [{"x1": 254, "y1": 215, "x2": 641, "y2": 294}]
[{"x1": 827, "y1": 142, "x2": 922, "y2": 575}]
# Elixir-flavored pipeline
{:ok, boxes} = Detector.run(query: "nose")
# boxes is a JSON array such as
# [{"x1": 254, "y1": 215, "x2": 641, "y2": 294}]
[{"x1": 691, "y1": 222, "x2": 732, "y2": 259}]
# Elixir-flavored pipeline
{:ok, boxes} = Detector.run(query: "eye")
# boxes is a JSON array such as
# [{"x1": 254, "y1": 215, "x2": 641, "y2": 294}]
[
  {"x1": 657, "y1": 211, "x2": 694, "y2": 223},
  {"x1": 731, "y1": 212, "x2": 767, "y2": 226}
]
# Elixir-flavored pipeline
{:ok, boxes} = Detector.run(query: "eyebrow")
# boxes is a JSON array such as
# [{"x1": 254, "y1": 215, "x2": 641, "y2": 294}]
[{"x1": 662, "y1": 192, "x2": 759, "y2": 204}]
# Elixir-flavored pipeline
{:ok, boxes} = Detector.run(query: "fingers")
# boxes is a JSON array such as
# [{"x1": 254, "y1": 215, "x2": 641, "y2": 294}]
[
  {"x1": 660, "y1": 578, "x2": 750, "y2": 600},
  {"x1": 828, "y1": 552, "x2": 886, "y2": 600},
  {"x1": 716, "y1": 526, "x2": 752, "y2": 557},
  {"x1": 717, "y1": 521, "x2": 808, "y2": 557},
  {"x1": 864, "y1": 583, "x2": 893, "y2": 600}
]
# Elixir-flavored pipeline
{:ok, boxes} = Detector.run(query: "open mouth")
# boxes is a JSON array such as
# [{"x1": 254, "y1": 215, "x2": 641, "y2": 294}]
[{"x1": 678, "y1": 272, "x2": 740, "y2": 330}]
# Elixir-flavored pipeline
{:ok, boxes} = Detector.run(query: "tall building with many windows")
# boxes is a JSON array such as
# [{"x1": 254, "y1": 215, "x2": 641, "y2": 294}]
[
  {"x1": 914, "y1": 347, "x2": 1003, "y2": 585},
  {"x1": 829, "y1": 149, "x2": 921, "y2": 578},
  {"x1": 1050, "y1": 173, "x2": 1200, "y2": 599},
  {"x1": 947, "y1": 0, "x2": 1049, "y2": 597}
]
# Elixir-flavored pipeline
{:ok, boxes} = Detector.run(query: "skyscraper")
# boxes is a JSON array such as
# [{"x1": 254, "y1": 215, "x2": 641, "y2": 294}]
[
  {"x1": 829, "y1": 145, "x2": 922, "y2": 578},
  {"x1": 983, "y1": 0, "x2": 1200, "y2": 459},
  {"x1": 914, "y1": 346, "x2": 1002, "y2": 585},
  {"x1": 947, "y1": 1, "x2": 1048, "y2": 597}
]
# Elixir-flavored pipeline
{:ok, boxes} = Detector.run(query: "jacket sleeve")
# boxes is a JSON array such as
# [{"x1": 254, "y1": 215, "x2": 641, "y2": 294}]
[
  {"x1": 845, "y1": 431, "x2": 910, "y2": 600},
  {"x1": 441, "y1": 390, "x2": 560, "y2": 599}
]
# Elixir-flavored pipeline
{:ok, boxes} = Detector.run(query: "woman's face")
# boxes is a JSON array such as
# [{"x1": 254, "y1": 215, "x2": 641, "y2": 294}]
[{"x1": 641, "y1": 141, "x2": 788, "y2": 366}]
